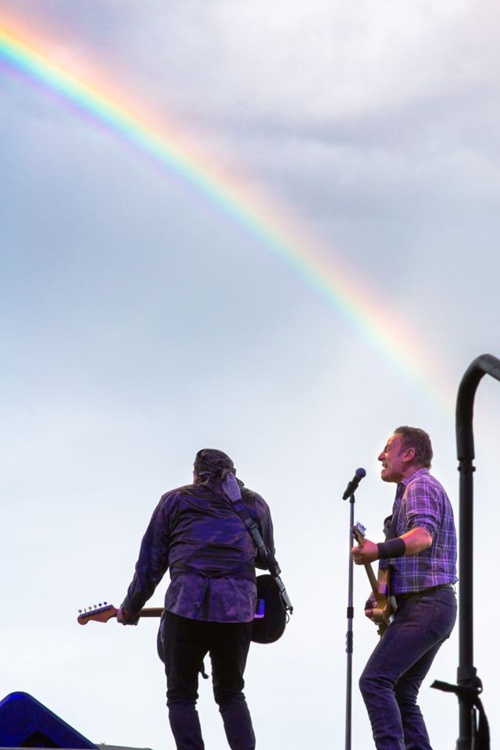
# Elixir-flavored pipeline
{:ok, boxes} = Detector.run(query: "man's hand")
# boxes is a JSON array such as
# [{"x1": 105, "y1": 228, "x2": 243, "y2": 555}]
[
  {"x1": 117, "y1": 606, "x2": 139, "y2": 626},
  {"x1": 351, "y1": 538, "x2": 379, "y2": 564},
  {"x1": 364, "y1": 594, "x2": 377, "y2": 620}
]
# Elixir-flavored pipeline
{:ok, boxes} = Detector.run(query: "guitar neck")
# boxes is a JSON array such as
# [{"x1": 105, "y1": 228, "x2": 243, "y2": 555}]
[
  {"x1": 364, "y1": 563, "x2": 380, "y2": 602},
  {"x1": 77, "y1": 603, "x2": 164, "y2": 625},
  {"x1": 113, "y1": 607, "x2": 164, "y2": 620},
  {"x1": 137, "y1": 607, "x2": 164, "y2": 618}
]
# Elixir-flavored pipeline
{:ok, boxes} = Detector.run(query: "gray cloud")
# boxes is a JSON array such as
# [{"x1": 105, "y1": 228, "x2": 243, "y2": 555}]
[{"x1": 1, "y1": 1, "x2": 499, "y2": 747}]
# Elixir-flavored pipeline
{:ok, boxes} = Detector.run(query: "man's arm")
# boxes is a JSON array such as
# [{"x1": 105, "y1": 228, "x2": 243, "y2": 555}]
[
  {"x1": 399, "y1": 527, "x2": 433, "y2": 554},
  {"x1": 351, "y1": 526, "x2": 432, "y2": 565},
  {"x1": 118, "y1": 494, "x2": 174, "y2": 624}
]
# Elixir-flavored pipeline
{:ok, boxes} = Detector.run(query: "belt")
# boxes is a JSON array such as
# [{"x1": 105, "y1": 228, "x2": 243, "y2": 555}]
[{"x1": 395, "y1": 583, "x2": 454, "y2": 604}]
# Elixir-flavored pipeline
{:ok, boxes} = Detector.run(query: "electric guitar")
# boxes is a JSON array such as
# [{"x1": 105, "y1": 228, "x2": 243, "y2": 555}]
[
  {"x1": 77, "y1": 601, "x2": 164, "y2": 625},
  {"x1": 352, "y1": 522, "x2": 396, "y2": 636}
]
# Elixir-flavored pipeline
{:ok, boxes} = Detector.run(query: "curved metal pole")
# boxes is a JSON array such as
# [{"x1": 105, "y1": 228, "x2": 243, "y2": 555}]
[{"x1": 455, "y1": 353, "x2": 500, "y2": 749}]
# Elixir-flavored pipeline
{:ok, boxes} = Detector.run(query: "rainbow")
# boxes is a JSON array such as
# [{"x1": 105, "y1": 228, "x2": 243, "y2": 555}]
[{"x1": 0, "y1": 16, "x2": 452, "y2": 411}]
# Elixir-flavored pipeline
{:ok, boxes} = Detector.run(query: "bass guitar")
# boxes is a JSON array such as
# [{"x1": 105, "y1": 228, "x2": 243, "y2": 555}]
[
  {"x1": 77, "y1": 601, "x2": 163, "y2": 625},
  {"x1": 352, "y1": 522, "x2": 395, "y2": 636}
]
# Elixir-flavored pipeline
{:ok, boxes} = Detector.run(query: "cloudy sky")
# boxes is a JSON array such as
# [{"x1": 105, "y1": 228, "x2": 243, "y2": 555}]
[{"x1": 1, "y1": 1, "x2": 499, "y2": 747}]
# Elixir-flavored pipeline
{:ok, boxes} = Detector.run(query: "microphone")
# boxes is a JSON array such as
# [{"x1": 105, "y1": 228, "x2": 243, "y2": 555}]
[{"x1": 342, "y1": 468, "x2": 367, "y2": 500}]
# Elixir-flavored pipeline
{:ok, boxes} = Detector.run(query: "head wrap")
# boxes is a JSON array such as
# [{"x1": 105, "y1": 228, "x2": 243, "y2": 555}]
[{"x1": 193, "y1": 448, "x2": 244, "y2": 501}]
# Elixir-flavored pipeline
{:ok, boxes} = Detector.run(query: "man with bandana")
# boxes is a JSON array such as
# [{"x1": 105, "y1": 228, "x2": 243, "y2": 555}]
[{"x1": 117, "y1": 449, "x2": 275, "y2": 750}]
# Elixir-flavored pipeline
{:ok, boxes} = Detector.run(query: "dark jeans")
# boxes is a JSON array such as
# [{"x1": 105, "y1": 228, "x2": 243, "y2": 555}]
[
  {"x1": 359, "y1": 586, "x2": 457, "y2": 750},
  {"x1": 161, "y1": 611, "x2": 255, "y2": 750}
]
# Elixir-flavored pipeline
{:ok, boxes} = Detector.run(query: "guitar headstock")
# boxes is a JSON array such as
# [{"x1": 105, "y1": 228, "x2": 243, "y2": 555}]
[
  {"x1": 352, "y1": 521, "x2": 366, "y2": 546},
  {"x1": 77, "y1": 602, "x2": 117, "y2": 625}
]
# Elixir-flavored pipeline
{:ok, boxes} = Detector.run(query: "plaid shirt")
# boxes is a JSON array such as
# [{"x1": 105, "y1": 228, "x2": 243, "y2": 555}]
[
  {"x1": 381, "y1": 468, "x2": 457, "y2": 595},
  {"x1": 122, "y1": 483, "x2": 274, "y2": 623}
]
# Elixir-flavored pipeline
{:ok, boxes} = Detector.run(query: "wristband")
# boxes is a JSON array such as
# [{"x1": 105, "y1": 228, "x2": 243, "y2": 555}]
[{"x1": 377, "y1": 538, "x2": 406, "y2": 559}]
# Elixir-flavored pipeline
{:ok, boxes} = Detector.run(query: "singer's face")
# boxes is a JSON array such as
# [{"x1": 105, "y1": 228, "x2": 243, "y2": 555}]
[{"x1": 378, "y1": 434, "x2": 408, "y2": 483}]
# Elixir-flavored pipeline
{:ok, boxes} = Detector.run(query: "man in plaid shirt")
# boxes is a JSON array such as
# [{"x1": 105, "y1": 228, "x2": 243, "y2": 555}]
[{"x1": 351, "y1": 426, "x2": 457, "y2": 750}]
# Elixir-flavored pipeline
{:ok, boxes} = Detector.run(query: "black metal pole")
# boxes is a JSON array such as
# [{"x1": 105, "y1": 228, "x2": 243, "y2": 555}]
[
  {"x1": 455, "y1": 353, "x2": 500, "y2": 749},
  {"x1": 345, "y1": 493, "x2": 356, "y2": 750}
]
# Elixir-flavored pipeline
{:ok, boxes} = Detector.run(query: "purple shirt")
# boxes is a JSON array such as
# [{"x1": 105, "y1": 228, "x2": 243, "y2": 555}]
[
  {"x1": 381, "y1": 468, "x2": 457, "y2": 595},
  {"x1": 122, "y1": 483, "x2": 275, "y2": 623}
]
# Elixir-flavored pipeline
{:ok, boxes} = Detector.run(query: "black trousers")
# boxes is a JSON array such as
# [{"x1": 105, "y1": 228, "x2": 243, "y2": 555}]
[{"x1": 161, "y1": 611, "x2": 256, "y2": 750}]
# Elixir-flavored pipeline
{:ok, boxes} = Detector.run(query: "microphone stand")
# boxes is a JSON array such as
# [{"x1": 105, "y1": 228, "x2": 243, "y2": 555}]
[{"x1": 344, "y1": 490, "x2": 356, "y2": 750}]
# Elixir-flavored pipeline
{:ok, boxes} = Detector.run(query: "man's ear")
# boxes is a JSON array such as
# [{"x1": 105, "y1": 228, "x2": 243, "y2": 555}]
[{"x1": 403, "y1": 447, "x2": 416, "y2": 463}]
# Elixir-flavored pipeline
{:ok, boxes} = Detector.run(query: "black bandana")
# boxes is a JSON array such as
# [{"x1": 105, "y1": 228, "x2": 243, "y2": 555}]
[{"x1": 194, "y1": 449, "x2": 244, "y2": 501}]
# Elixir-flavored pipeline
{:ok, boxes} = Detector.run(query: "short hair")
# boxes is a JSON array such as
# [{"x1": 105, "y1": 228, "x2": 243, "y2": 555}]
[{"x1": 394, "y1": 426, "x2": 433, "y2": 468}]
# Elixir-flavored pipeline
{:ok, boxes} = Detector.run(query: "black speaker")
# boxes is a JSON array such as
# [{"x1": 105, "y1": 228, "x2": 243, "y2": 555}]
[{"x1": 0, "y1": 691, "x2": 96, "y2": 748}]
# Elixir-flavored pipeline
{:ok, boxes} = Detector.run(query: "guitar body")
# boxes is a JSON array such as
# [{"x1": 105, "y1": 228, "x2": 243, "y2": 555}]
[
  {"x1": 352, "y1": 522, "x2": 396, "y2": 636},
  {"x1": 370, "y1": 567, "x2": 395, "y2": 636}
]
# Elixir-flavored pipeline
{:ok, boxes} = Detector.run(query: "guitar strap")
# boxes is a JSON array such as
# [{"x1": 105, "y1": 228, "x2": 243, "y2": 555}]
[
  {"x1": 381, "y1": 484, "x2": 406, "y2": 598},
  {"x1": 386, "y1": 482, "x2": 406, "y2": 538},
  {"x1": 225, "y1": 492, "x2": 293, "y2": 615}
]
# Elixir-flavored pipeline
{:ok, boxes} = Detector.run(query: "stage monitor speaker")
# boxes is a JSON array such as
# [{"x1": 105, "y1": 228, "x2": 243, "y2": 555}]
[{"x1": 0, "y1": 691, "x2": 96, "y2": 748}]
